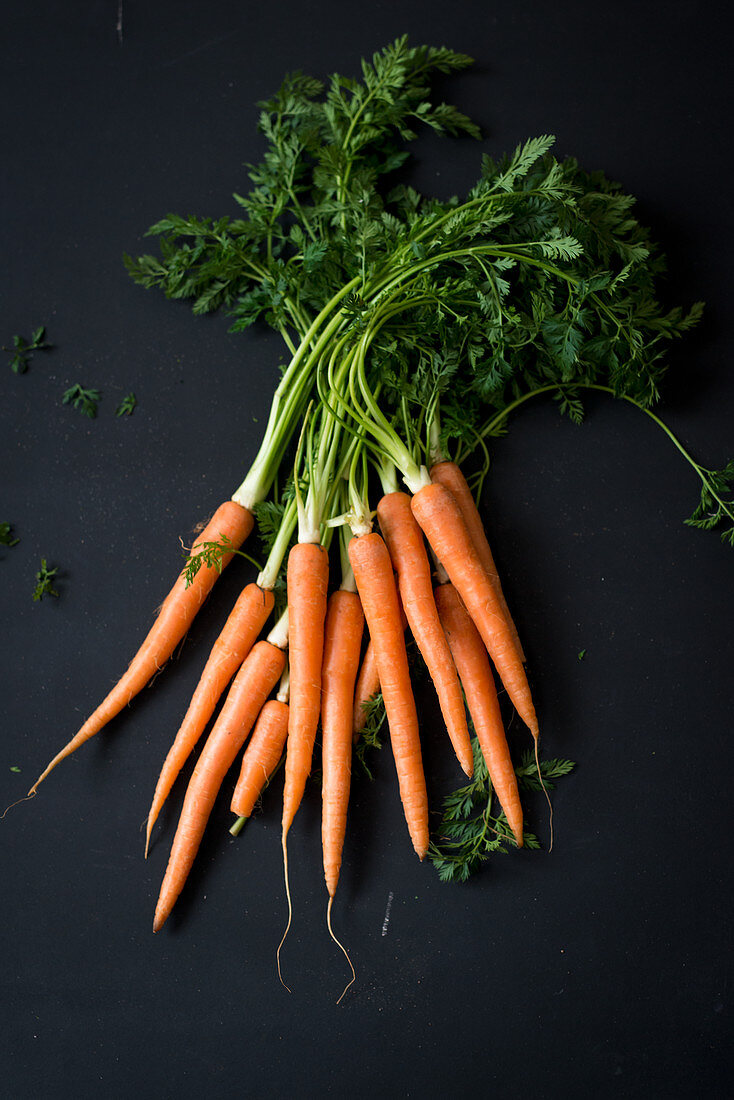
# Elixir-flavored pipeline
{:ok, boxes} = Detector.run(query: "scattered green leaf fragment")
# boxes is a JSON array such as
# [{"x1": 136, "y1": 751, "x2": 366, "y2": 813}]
[
  {"x1": 116, "y1": 392, "x2": 137, "y2": 416},
  {"x1": 33, "y1": 559, "x2": 59, "y2": 602},
  {"x1": 63, "y1": 383, "x2": 101, "y2": 418},
  {"x1": 0, "y1": 522, "x2": 19, "y2": 547},
  {"x1": 4, "y1": 326, "x2": 51, "y2": 373},
  {"x1": 10, "y1": 766, "x2": 21, "y2": 773},
  {"x1": 578, "y1": 648, "x2": 587, "y2": 660}
]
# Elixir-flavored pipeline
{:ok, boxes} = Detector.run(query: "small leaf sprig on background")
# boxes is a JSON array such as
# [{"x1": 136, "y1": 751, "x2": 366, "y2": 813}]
[
  {"x1": 32, "y1": 559, "x2": 59, "y2": 602},
  {"x1": 4, "y1": 326, "x2": 51, "y2": 374},
  {"x1": 62, "y1": 383, "x2": 101, "y2": 418},
  {"x1": 116, "y1": 392, "x2": 137, "y2": 416},
  {"x1": 1, "y1": 522, "x2": 19, "y2": 548}
]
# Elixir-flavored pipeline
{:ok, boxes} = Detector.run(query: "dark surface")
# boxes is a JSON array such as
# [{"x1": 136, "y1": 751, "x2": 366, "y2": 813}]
[{"x1": 1, "y1": 3, "x2": 732, "y2": 1097}]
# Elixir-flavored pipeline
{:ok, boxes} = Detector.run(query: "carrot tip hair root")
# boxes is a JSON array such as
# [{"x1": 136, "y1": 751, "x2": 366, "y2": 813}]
[
  {"x1": 276, "y1": 831, "x2": 293, "y2": 993},
  {"x1": 327, "y1": 895, "x2": 356, "y2": 1005},
  {"x1": 533, "y1": 734, "x2": 554, "y2": 852},
  {"x1": 1, "y1": 791, "x2": 36, "y2": 819}
]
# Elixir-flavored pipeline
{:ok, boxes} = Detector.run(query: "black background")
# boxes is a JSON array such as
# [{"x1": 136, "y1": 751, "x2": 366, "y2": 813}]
[{"x1": 2, "y1": 3, "x2": 732, "y2": 1097}]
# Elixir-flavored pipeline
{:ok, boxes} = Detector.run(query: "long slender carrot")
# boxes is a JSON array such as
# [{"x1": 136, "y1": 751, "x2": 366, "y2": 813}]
[
  {"x1": 348, "y1": 531, "x2": 428, "y2": 859},
  {"x1": 434, "y1": 580, "x2": 524, "y2": 846},
  {"x1": 321, "y1": 588, "x2": 364, "y2": 897},
  {"x1": 145, "y1": 582, "x2": 274, "y2": 854},
  {"x1": 29, "y1": 499, "x2": 254, "y2": 795},
  {"x1": 410, "y1": 482, "x2": 539, "y2": 739},
  {"x1": 230, "y1": 697, "x2": 290, "y2": 823},
  {"x1": 152, "y1": 622, "x2": 287, "y2": 932},
  {"x1": 430, "y1": 460, "x2": 525, "y2": 661},
  {"x1": 281, "y1": 541, "x2": 330, "y2": 836},
  {"x1": 377, "y1": 491, "x2": 473, "y2": 777}
]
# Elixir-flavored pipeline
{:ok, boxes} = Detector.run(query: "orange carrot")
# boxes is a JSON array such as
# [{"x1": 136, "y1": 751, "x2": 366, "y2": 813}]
[
  {"x1": 321, "y1": 588, "x2": 364, "y2": 897},
  {"x1": 353, "y1": 590, "x2": 407, "y2": 738},
  {"x1": 377, "y1": 491, "x2": 473, "y2": 777},
  {"x1": 348, "y1": 531, "x2": 428, "y2": 859},
  {"x1": 145, "y1": 581, "x2": 274, "y2": 854},
  {"x1": 230, "y1": 697, "x2": 289, "y2": 822},
  {"x1": 430, "y1": 461, "x2": 525, "y2": 661},
  {"x1": 281, "y1": 542, "x2": 330, "y2": 836},
  {"x1": 153, "y1": 628, "x2": 287, "y2": 932},
  {"x1": 411, "y1": 482, "x2": 539, "y2": 739},
  {"x1": 30, "y1": 499, "x2": 254, "y2": 794},
  {"x1": 352, "y1": 638, "x2": 380, "y2": 738},
  {"x1": 434, "y1": 580, "x2": 524, "y2": 846}
]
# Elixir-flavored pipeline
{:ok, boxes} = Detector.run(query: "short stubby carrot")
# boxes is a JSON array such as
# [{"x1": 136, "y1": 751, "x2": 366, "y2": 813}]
[
  {"x1": 434, "y1": 581, "x2": 524, "y2": 846},
  {"x1": 281, "y1": 542, "x2": 329, "y2": 835},
  {"x1": 30, "y1": 499, "x2": 254, "y2": 794},
  {"x1": 145, "y1": 582, "x2": 274, "y2": 853},
  {"x1": 377, "y1": 491, "x2": 473, "y2": 777},
  {"x1": 430, "y1": 460, "x2": 525, "y2": 662},
  {"x1": 321, "y1": 589, "x2": 364, "y2": 897},
  {"x1": 230, "y1": 698, "x2": 289, "y2": 820},
  {"x1": 153, "y1": 637, "x2": 286, "y2": 932},
  {"x1": 410, "y1": 482, "x2": 539, "y2": 739},
  {"x1": 348, "y1": 532, "x2": 429, "y2": 859}
]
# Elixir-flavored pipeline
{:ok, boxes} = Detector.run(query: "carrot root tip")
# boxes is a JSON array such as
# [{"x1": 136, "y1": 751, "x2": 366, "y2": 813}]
[
  {"x1": 277, "y1": 832, "x2": 293, "y2": 993},
  {"x1": 327, "y1": 896, "x2": 356, "y2": 1005}
]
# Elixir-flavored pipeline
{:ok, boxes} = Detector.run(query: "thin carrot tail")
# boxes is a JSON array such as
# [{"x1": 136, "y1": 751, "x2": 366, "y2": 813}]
[
  {"x1": 327, "y1": 895, "x2": 356, "y2": 1005},
  {"x1": 277, "y1": 828, "x2": 293, "y2": 993},
  {"x1": 534, "y1": 733, "x2": 553, "y2": 852}
]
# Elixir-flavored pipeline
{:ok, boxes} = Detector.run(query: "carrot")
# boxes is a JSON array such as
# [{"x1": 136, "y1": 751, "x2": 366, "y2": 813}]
[
  {"x1": 152, "y1": 621, "x2": 287, "y2": 932},
  {"x1": 410, "y1": 482, "x2": 539, "y2": 739},
  {"x1": 353, "y1": 590, "x2": 407, "y2": 738},
  {"x1": 430, "y1": 460, "x2": 525, "y2": 662},
  {"x1": 29, "y1": 499, "x2": 254, "y2": 795},
  {"x1": 377, "y1": 491, "x2": 473, "y2": 777},
  {"x1": 352, "y1": 638, "x2": 380, "y2": 738},
  {"x1": 230, "y1": 696, "x2": 289, "y2": 824},
  {"x1": 281, "y1": 541, "x2": 330, "y2": 836},
  {"x1": 321, "y1": 588, "x2": 364, "y2": 897},
  {"x1": 434, "y1": 580, "x2": 524, "y2": 846},
  {"x1": 348, "y1": 531, "x2": 429, "y2": 859},
  {"x1": 145, "y1": 581, "x2": 274, "y2": 854}
]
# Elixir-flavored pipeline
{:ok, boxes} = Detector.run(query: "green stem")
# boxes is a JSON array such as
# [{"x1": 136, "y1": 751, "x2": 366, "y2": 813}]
[{"x1": 471, "y1": 382, "x2": 733, "y2": 523}]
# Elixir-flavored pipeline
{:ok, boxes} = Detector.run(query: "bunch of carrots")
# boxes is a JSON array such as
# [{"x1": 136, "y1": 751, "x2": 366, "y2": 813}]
[
  {"x1": 27, "y1": 41, "x2": 723, "y2": 996},
  {"x1": 28, "y1": 361, "x2": 536, "y2": 949}
]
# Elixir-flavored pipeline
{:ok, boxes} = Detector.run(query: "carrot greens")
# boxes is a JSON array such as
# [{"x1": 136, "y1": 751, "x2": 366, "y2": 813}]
[{"x1": 430, "y1": 744, "x2": 575, "y2": 883}]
